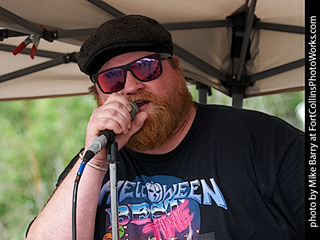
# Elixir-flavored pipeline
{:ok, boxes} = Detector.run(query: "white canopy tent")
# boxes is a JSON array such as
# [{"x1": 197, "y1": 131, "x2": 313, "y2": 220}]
[{"x1": 0, "y1": 0, "x2": 305, "y2": 107}]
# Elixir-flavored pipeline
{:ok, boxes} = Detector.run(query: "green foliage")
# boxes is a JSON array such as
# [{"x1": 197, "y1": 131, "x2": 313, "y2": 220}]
[
  {"x1": 0, "y1": 95, "x2": 96, "y2": 240},
  {"x1": 0, "y1": 90, "x2": 304, "y2": 239}
]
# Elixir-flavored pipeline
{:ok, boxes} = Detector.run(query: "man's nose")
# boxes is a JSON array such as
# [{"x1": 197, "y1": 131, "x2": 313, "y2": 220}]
[{"x1": 122, "y1": 70, "x2": 144, "y2": 95}]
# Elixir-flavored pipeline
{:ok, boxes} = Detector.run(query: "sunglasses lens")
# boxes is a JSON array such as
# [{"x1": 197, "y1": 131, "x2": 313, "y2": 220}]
[
  {"x1": 95, "y1": 54, "x2": 163, "y2": 93},
  {"x1": 97, "y1": 69, "x2": 124, "y2": 93},
  {"x1": 131, "y1": 56, "x2": 161, "y2": 81}
]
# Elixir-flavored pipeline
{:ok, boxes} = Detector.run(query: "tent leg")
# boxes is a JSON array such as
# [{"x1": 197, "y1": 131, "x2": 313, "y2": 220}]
[
  {"x1": 196, "y1": 82, "x2": 208, "y2": 104},
  {"x1": 231, "y1": 92, "x2": 244, "y2": 108},
  {"x1": 198, "y1": 88, "x2": 207, "y2": 104}
]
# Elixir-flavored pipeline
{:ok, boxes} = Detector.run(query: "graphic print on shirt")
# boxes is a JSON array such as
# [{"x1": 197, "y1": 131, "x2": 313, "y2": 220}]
[{"x1": 98, "y1": 175, "x2": 227, "y2": 240}]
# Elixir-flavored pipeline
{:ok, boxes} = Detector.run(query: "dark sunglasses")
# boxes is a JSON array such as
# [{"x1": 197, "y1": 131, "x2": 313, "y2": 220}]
[{"x1": 91, "y1": 53, "x2": 172, "y2": 94}]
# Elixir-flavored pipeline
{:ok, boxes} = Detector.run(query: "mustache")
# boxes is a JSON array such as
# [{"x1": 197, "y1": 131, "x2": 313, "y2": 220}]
[{"x1": 127, "y1": 92, "x2": 167, "y2": 107}]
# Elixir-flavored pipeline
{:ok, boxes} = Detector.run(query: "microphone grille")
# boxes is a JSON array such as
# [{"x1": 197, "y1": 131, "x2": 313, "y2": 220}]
[{"x1": 129, "y1": 101, "x2": 139, "y2": 120}]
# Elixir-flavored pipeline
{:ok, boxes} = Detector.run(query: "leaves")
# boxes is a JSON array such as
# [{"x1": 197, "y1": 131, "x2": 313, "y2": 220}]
[{"x1": 0, "y1": 95, "x2": 95, "y2": 240}]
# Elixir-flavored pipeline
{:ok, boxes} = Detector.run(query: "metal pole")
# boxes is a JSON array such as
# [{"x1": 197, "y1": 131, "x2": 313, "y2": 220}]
[
  {"x1": 107, "y1": 142, "x2": 119, "y2": 240},
  {"x1": 109, "y1": 163, "x2": 119, "y2": 240},
  {"x1": 236, "y1": 0, "x2": 257, "y2": 81},
  {"x1": 0, "y1": 7, "x2": 43, "y2": 35}
]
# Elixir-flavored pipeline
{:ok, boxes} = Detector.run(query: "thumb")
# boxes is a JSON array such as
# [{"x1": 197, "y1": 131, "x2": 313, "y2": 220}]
[{"x1": 130, "y1": 111, "x2": 148, "y2": 134}]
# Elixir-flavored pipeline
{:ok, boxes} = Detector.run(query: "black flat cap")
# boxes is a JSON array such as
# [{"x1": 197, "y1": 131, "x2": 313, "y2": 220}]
[{"x1": 78, "y1": 15, "x2": 173, "y2": 75}]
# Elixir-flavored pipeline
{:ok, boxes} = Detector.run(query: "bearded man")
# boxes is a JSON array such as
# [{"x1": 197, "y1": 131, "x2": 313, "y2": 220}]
[{"x1": 27, "y1": 15, "x2": 304, "y2": 240}]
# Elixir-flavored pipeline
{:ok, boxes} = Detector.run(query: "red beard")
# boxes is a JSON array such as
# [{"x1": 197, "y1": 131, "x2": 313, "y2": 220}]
[{"x1": 126, "y1": 75, "x2": 193, "y2": 152}]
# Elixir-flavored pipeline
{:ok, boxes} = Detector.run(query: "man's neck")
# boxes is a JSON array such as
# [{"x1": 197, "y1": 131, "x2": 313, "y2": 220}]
[{"x1": 140, "y1": 105, "x2": 196, "y2": 155}]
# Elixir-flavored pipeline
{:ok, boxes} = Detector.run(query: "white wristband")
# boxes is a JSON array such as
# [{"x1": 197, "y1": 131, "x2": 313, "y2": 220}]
[{"x1": 79, "y1": 151, "x2": 108, "y2": 171}]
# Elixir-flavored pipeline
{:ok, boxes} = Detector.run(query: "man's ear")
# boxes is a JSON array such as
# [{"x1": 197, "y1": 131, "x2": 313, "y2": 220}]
[{"x1": 171, "y1": 56, "x2": 180, "y2": 69}]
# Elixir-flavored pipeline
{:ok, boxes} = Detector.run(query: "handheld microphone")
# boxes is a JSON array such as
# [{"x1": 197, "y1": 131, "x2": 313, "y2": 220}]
[{"x1": 82, "y1": 100, "x2": 139, "y2": 163}]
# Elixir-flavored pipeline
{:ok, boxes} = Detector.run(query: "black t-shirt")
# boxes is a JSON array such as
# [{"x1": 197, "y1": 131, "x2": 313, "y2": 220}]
[
  {"x1": 93, "y1": 104, "x2": 305, "y2": 240},
  {"x1": 43, "y1": 103, "x2": 304, "y2": 240}
]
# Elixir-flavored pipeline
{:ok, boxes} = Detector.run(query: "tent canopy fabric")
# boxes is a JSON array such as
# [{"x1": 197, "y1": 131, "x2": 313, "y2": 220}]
[{"x1": 0, "y1": 0, "x2": 305, "y2": 106}]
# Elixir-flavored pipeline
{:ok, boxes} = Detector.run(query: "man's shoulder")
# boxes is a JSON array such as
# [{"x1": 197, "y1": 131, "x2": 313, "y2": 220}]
[
  {"x1": 195, "y1": 103, "x2": 303, "y2": 135},
  {"x1": 195, "y1": 103, "x2": 268, "y2": 121}
]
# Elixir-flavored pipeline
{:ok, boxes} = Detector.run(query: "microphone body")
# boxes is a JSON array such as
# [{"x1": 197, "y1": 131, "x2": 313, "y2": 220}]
[{"x1": 83, "y1": 100, "x2": 139, "y2": 163}]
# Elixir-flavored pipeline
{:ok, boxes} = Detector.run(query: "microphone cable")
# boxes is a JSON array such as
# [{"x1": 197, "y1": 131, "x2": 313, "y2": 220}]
[{"x1": 72, "y1": 153, "x2": 89, "y2": 240}]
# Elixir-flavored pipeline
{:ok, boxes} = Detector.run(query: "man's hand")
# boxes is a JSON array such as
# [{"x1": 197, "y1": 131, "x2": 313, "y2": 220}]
[{"x1": 84, "y1": 93, "x2": 147, "y2": 165}]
